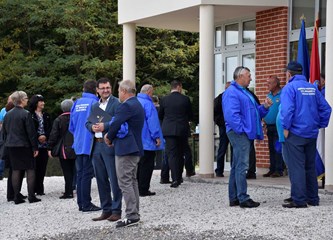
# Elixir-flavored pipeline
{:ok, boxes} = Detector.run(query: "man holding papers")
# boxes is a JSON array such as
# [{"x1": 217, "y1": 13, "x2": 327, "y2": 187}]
[{"x1": 86, "y1": 77, "x2": 122, "y2": 222}]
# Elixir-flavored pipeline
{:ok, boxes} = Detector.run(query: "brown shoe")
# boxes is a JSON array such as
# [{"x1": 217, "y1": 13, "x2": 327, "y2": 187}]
[
  {"x1": 107, "y1": 214, "x2": 121, "y2": 222},
  {"x1": 92, "y1": 212, "x2": 112, "y2": 221}
]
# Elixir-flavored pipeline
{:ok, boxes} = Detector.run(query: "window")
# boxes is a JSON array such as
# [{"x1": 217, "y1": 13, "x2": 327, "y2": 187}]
[
  {"x1": 215, "y1": 27, "x2": 222, "y2": 48},
  {"x1": 225, "y1": 23, "x2": 239, "y2": 45},
  {"x1": 291, "y1": 0, "x2": 315, "y2": 29},
  {"x1": 243, "y1": 20, "x2": 256, "y2": 43},
  {"x1": 319, "y1": 0, "x2": 327, "y2": 26}
]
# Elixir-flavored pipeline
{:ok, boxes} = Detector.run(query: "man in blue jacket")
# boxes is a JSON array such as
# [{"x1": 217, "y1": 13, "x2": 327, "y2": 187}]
[
  {"x1": 137, "y1": 84, "x2": 164, "y2": 197},
  {"x1": 69, "y1": 80, "x2": 101, "y2": 212},
  {"x1": 280, "y1": 61, "x2": 331, "y2": 208},
  {"x1": 105, "y1": 80, "x2": 144, "y2": 228},
  {"x1": 223, "y1": 66, "x2": 272, "y2": 208}
]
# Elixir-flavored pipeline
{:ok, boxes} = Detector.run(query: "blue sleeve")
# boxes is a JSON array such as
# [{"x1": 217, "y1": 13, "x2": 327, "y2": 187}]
[
  {"x1": 222, "y1": 90, "x2": 243, "y2": 134},
  {"x1": 280, "y1": 85, "x2": 295, "y2": 130},
  {"x1": 146, "y1": 104, "x2": 160, "y2": 140},
  {"x1": 316, "y1": 89, "x2": 332, "y2": 128}
]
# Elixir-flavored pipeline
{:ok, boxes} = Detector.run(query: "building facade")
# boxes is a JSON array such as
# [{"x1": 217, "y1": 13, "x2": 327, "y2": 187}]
[{"x1": 118, "y1": 0, "x2": 333, "y2": 190}]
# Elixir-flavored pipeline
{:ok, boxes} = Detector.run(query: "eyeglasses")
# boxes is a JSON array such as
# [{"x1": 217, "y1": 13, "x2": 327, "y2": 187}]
[{"x1": 98, "y1": 87, "x2": 111, "y2": 91}]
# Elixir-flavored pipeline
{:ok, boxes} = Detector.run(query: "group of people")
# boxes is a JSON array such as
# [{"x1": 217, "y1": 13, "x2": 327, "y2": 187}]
[
  {"x1": 216, "y1": 61, "x2": 331, "y2": 208},
  {"x1": 0, "y1": 92, "x2": 51, "y2": 204}
]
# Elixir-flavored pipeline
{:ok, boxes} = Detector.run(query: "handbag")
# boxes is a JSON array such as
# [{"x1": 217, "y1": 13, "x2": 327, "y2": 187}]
[{"x1": 51, "y1": 138, "x2": 63, "y2": 157}]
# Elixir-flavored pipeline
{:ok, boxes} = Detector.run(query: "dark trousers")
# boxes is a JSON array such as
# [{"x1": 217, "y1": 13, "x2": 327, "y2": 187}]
[
  {"x1": 160, "y1": 152, "x2": 170, "y2": 181},
  {"x1": 165, "y1": 136, "x2": 186, "y2": 183},
  {"x1": 267, "y1": 124, "x2": 283, "y2": 174},
  {"x1": 138, "y1": 150, "x2": 156, "y2": 194},
  {"x1": 7, "y1": 168, "x2": 24, "y2": 200},
  {"x1": 184, "y1": 139, "x2": 195, "y2": 174},
  {"x1": 247, "y1": 142, "x2": 256, "y2": 176},
  {"x1": 59, "y1": 158, "x2": 76, "y2": 196},
  {"x1": 34, "y1": 148, "x2": 48, "y2": 194},
  {"x1": 283, "y1": 133, "x2": 318, "y2": 205},
  {"x1": 215, "y1": 126, "x2": 229, "y2": 175}
]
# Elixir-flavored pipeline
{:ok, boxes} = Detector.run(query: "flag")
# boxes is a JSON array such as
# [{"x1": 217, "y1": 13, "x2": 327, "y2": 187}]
[
  {"x1": 310, "y1": 18, "x2": 320, "y2": 84},
  {"x1": 297, "y1": 19, "x2": 310, "y2": 80},
  {"x1": 310, "y1": 17, "x2": 325, "y2": 179}
]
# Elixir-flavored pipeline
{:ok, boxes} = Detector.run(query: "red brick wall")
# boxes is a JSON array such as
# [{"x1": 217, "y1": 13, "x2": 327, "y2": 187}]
[{"x1": 255, "y1": 7, "x2": 288, "y2": 168}]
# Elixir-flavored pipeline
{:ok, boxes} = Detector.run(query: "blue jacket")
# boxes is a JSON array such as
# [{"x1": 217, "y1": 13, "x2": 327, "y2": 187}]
[
  {"x1": 280, "y1": 74, "x2": 331, "y2": 138},
  {"x1": 69, "y1": 92, "x2": 99, "y2": 155},
  {"x1": 107, "y1": 96, "x2": 145, "y2": 156},
  {"x1": 222, "y1": 81, "x2": 269, "y2": 140},
  {"x1": 137, "y1": 93, "x2": 164, "y2": 151}
]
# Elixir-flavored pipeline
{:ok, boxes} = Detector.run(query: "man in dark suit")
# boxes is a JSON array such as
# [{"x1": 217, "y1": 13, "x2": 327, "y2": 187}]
[
  {"x1": 86, "y1": 77, "x2": 122, "y2": 222},
  {"x1": 105, "y1": 80, "x2": 144, "y2": 228},
  {"x1": 159, "y1": 80, "x2": 193, "y2": 188}
]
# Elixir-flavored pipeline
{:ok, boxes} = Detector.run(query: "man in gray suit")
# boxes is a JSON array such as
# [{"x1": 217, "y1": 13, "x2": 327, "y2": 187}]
[
  {"x1": 105, "y1": 80, "x2": 144, "y2": 228},
  {"x1": 159, "y1": 80, "x2": 193, "y2": 188},
  {"x1": 86, "y1": 77, "x2": 122, "y2": 222}
]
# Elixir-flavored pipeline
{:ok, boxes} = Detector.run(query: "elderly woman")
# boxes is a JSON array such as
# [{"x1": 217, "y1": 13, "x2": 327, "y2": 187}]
[
  {"x1": 3, "y1": 91, "x2": 40, "y2": 204},
  {"x1": 28, "y1": 94, "x2": 52, "y2": 196},
  {"x1": 48, "y1": 99, "x2": 76, "y2": 199}
]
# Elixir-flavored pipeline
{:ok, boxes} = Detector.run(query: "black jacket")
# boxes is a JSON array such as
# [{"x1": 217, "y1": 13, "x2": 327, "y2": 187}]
[
  {"x1": 159, "y1": 92, "x2": 193, "y2": 137},
  {"x1": 48, "y1": 112, "x2": 70, "y2": 150},
  {"x1": 3, "y1": 106, "x2": 38, "y2": 150},
  {"x1": 31, "y1": 111, "x2": 52, "y2": 140}
]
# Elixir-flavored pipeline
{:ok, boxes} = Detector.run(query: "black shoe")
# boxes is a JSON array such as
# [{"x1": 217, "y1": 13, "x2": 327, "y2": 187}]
[
  {"x1": 307, "y1": 202, "x2": 319, "y2": 206},
  {"x1": 246, "y1": 174, "x2": 256, "y2": 179},
  {"x1": 139, "y1": 191, "x2": 156, "y2": 197},
  {"x1": 229, "y1": 199, "x2": 240, "y2": 207},
  {"x1": 18, "y1": 193, "x2": 28, "y2": 199},
  {"x1": 283, "y1": 197, "x2": 293, "y2": 203},
  {"x1": 82, "y1": 204, "x2": 101, "y2": 212},
  {"x1": 160, "y1": 179, "x2": 171, "y2": 184},
  {"x1": 282, "y1": 202, "x2": 307, "y2": 208},
  {"x1": 36, "y1": 192, "x2": 45, "y2": 196},
  {"x1": 186, "y1": 171, "x2": 196, "y2": 177},
  {"x1": 28, "y1": 196, "x2": 41, "y2": 203},
  {"x1": 240, "y1": 199, "x2": 260, "y2": 208},
  {"x1": 115, "y1": 218, "x2": 140, "y2": 228},
  {"x1": 14, "y1": 198, "x2": 26, "y2": 205},
  {"x1": 59, "y1": 194, "x2": 74, "y2": 199},
  {"x1": 216, "y1": 173, "x2": 224, "y2": 177},
  {"x1": 0, "y1": 176, "x2": 3, "y2": 180},
  {"x1": 263, "y1": 171, "x2": 273, "y2": 177},
  {"x1": 170, "y1": 181, "x2": 180, "y2": 188}
]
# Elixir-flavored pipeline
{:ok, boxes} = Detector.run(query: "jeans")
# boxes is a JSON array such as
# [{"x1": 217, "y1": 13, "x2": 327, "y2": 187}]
[
  {"x1": 92, "y1": 142, "x2": 122, "y2": 214},
  {"x1": 227, "y1": 131, "x2": 251, "y2": 203},
  {"x1": 75, "y1": 154, "x2": 94, "y2": 210},
  {"x1": 215, "y1": 126, "x2": 229, "y2": 175},
  {"x1": 160, "y1": 152, "x2": 170, "y2": 181},
  {"x1": 0, "y1": 159, "x2": 4, "y2": 177},
  {"x1": 283, "y1": 133, "x2": 318, "y2": 206},
  {"x1": 267, "y1": 124, "x2": 283, "y2": 174}
]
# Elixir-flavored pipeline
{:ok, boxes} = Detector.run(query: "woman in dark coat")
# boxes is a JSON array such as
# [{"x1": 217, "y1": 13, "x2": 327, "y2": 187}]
[
  {"x1": 3, "y1": 91, "x2": 40, "y2": 204},
  {"x1": 29, "y1": 94, "x2": 52, "y2": 195},
  {"x1": 48, "y1": 99, "x2": 76, "y2": 199}
]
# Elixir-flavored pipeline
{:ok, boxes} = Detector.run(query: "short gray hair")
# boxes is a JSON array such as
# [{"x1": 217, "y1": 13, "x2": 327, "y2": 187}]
[
  {"x1": 11, "y1": 91, "x2": 27, "y2": 106},
  {"x1": 119, "y1": 80, "x2": 136, "y2": 94},
  {"x1": 60, "y1": 99, "x2": 73, "y2": 112},
  {"x1": 140, "y1": 84, "x2": 153, "y2": 94}
]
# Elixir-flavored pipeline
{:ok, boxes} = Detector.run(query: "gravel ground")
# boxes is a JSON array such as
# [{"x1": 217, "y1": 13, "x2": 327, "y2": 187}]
[{"x1": 0, "y1": 172, "x2": 333, "y2": 240}]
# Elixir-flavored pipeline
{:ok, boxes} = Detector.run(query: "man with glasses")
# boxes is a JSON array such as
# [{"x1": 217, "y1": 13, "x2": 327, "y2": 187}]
[
  {"x1": 223, "y1": 66, "x2": 272, "y2": 208},
  {"x1": 86, "y1": 77, "x2": 122, "y2": 221}
]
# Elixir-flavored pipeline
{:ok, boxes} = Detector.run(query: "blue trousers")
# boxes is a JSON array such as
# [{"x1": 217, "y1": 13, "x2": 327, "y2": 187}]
[
  {"x1": 92, "y1": 142, "x2": 122, "y2": 214},
  {"x1": 227, "y1": 131, "x2": 251, "y2": 203},
  {"x1": 283, "y1": 133, "x2": 319, "y2": 206},
  {"x1": 76, "y1": 154, "x2": 94, "y2": 210}
]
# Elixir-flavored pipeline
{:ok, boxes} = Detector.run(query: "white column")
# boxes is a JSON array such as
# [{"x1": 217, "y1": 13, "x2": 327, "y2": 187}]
[
  {"x1": 199, "y1": 5, "x2": 215, "y2": 178},
  {"x1": 123, "y1": 23, "x2": 136, "y2": 83},
  {"x1": 325, "y1": 0, "x2": 333, "y2": 191}
]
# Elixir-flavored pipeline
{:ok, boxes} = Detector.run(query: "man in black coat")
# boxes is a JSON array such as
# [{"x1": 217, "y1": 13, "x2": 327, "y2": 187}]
[{"x1": 159, "y1": 80, "x2": 193, "y2": 188}]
